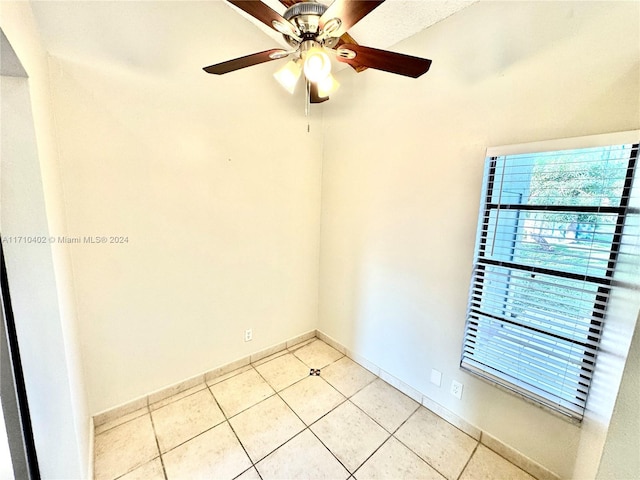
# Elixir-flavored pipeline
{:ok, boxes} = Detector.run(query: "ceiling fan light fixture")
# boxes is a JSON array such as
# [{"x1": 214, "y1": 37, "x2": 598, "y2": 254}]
[
  {"x1": 272, "y1": 20, "x2": 301, "y2": 41},
  {"x1": 321, "y1": 18, "x2": 342, "y2": 37},
  {"x1": 268, "y1": 49, "x2": 291, "y2": 60},
  {"x1": 317, "y1": 73, "x2": 339, "y2": 98},
  {"x1": 274, "y1": 60, "x2": 302, "y2": 94},
  {"x1": 303, "y1": 47, "x2": 331, "y2": 82},
  {"x1": 204, "y1": 0, "x2": 434, "y2": 110},
  {"x1": 336, "y1": 48, "x2": 356, "y2": 60}
]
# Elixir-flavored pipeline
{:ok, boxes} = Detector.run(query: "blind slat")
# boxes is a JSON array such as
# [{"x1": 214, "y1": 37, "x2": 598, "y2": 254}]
[{"x1": 461, "y1": 141, "x2": 638, "y2": 420}]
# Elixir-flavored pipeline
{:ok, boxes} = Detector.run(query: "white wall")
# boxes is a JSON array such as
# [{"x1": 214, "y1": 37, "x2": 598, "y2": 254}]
[
  {"x1": 0, "y1": 2, "x2": 89, "y2": 477},
  {"x1": 3, "y1": 1, "x2": 638, "y2": 478},
  {"x1": 42, "y1": 0, "x2": 325, "y2": 414},
  {"x1": 597, "y1": 311, "x2": 640, "y2": 479},
  {"x1": 319, "y1": 2, "x2": 639, "y2": 478}
]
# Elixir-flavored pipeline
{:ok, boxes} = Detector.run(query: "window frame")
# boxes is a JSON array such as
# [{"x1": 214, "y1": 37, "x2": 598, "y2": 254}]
[{"x1": 461, "y1": 131, "x2": 640, "y2": 420}]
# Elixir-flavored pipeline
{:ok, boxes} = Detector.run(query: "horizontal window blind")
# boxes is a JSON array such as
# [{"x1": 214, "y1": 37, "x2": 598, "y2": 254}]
[{"x1": 461, "y1": 141, "x2": 639, "y2": 419}]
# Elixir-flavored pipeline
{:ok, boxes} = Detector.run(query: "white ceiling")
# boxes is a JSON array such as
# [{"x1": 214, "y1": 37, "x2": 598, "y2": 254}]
[
  {"x1": 30, "y1": 0, "x2": 475, "y2": 78},
  {"x1": 232, "y1": 0, "x2": 477, "y2": 50}
]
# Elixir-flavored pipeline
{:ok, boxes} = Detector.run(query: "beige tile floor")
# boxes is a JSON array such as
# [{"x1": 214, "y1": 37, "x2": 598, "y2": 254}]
[{"x1": 94, "y1": 339, "x2": 537, "y2": 480}]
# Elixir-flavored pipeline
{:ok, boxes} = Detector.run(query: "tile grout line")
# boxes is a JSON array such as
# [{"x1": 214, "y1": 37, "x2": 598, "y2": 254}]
[
  {"x1": 249, "y1": 363, "x2": 307, "y2": 466},
  {"x1": 99, "y1": 363, "x2": 252, "y2": 441},
  {"x1": 147, "y1": 336, "x2": 328, "y2": 474},
  {"x1": 387, "y1": 403, "x2": 421, "y2": 436},
  {"x1": 350, "y1": 432, "x2": 394, "y2": 478},
  {"x1": 304, "y1": 362, "x2": 394, "y2": 474},
  {"x1": 346, "y1": 387, "x2": 421, "y2": 439},
  {"x1": 95, "y1": 334, "x2": 317, "y2": 431},
  {"x1": 147, "y1": 408, "x2": 169, "y2": 480},
  {"x1": 206, "y1": 364, "x2": 253, "y2": 388},
  {"x1": 98, "y1": 338, "x2": 497, "y2": 480},
  {"x1": 332, "y1": 397, "x2": 415, "y2": 475},
  {"x1": 305, "y1": 424, "x2": 356, "y2": 477},
  {"x1": 249, "y1": 349, "x2": 352, "y2": 473},
  {"x1": 212, "y1": 364, "x2": 279, "y2": 419},
  {"x1": 456, "y1": 440, "x2": 480, "y2": 480},
  {"x1": 94, "y1": 406, "x2": 150, "y2": 437},
  {"x1": 388, "y1": 405, "x2": 461, "y2": 480},
  {"x1": 208, "y1": 355, "x2": 336, "y2": 472},
  {"x1": 146, "y1": 387, "x2": 238, "y2": 463},
  {"x1": 255, "y1": 345, "x2": 382, "y2": 477},
  {"x1": 244, "y1": 338, "x2": 346, "y2": 470},
  {"x1": 274, "y1": 359, "x2": 353, "y2": 430},
  {"x1": 321, "y1": 356, "x2": 378, "y2": 401},
  {"x1": 148, "y1": 384, "x2": 209, "y2": 413},
  {"x1": 206, "y1": 385, "x2": 260, "y2": 480},
  {"x1": 473, "y1": 441, "x2": 540, "y2": 480},
  {"x1": 298, "y1": 362, "x2": 414, "y2": 477},
  {"x1": 253, "y1": 428, "x2": 311, "y2": 470},
  {"x1": 260, "y1": 349, "x2": 381, "y2": 478},
  {"x1": 93, "y1": 337, "x2": 326, "y2": 440},
  {"x1": 100, "y1": 406, "x2": 163, "y2": 480}
]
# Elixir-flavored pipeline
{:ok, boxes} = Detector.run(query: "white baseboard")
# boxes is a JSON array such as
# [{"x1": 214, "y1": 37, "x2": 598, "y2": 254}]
[
  {"x1": 90, "y1": 328, "x2": 559, "y2": 480},
  {"x1": 92, "y1": 329, "x2": 317, "y2": 427}
]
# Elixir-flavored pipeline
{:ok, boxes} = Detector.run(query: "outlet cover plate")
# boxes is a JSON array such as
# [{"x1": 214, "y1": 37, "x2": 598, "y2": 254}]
[{"x1": 451, "y1": 380, "x2": 463, "y2": 399}]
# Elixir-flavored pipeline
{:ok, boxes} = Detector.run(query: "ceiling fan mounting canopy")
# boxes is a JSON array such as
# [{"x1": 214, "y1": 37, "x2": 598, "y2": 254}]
[
  {"x1": 281, "y1": 1, "x2": 340, "y2": 48},
  {"x1": 203, "y1": 0, "x2": 433, "y2": 105}
]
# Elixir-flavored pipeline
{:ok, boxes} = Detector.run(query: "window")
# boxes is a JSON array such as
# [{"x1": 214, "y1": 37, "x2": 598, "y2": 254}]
[{"x1": 461, "y1": 134, "x2": 639, "y2": 420}]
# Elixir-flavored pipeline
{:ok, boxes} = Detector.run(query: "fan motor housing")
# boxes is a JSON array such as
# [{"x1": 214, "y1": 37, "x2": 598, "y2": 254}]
[{"x1": 282, "y1": 2, "x2": 339, "y2": 48}]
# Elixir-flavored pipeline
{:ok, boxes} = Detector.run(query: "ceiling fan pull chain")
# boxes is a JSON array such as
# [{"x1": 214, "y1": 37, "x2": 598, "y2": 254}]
[{"x1": 305, "y1": 79, "x2": 310, "y2": 118}]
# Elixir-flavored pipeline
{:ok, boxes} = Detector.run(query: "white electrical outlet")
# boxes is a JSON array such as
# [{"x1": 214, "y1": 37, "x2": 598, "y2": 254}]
[
  {"x1": 450, "y1": 380, "x2": 463, "y2": 399},
  {"x1": 244, "y1": 329, "x2": 253, "y2": 342},
  {"x1": 430, "y1": 369, "x2": 442, "y2": 387}
]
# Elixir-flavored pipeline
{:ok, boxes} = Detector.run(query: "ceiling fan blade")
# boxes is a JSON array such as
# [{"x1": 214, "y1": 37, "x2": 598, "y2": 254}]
[
  {"x1": 203, "y1": 49, "x2": 288, "y2": 75},
  {"x1": 227, "y1": 0, "x2": 297, "y2": 35},
  {"x1": 335, "y1": 32, "x2": 367, "y2": 72},
  {"x1": 310, "y1": 82, "x2": 329, "y2": 103},
  {"x1": 320, "y1": 0, "x2": 385, "y2": 33},
  {"x1": 336, "y1": 44, "x2": 432, "y2": 78}
]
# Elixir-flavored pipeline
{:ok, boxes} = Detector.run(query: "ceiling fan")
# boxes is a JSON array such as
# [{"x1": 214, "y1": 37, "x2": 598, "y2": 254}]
[{"x1": 203, "y1": 0, "x2": 432, "y2": 107}]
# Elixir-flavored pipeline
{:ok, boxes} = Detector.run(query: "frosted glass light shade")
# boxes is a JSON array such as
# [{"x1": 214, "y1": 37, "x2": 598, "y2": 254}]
[
  {"x1": 303, "y1": 48, "x2": 331, "y2": 82},
  {"x1": 274, "y1": 60, "x2": 302, "y2": 94},
  {"x1": 317, "y1": 73, "x2": 339, "y2": 97}
]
